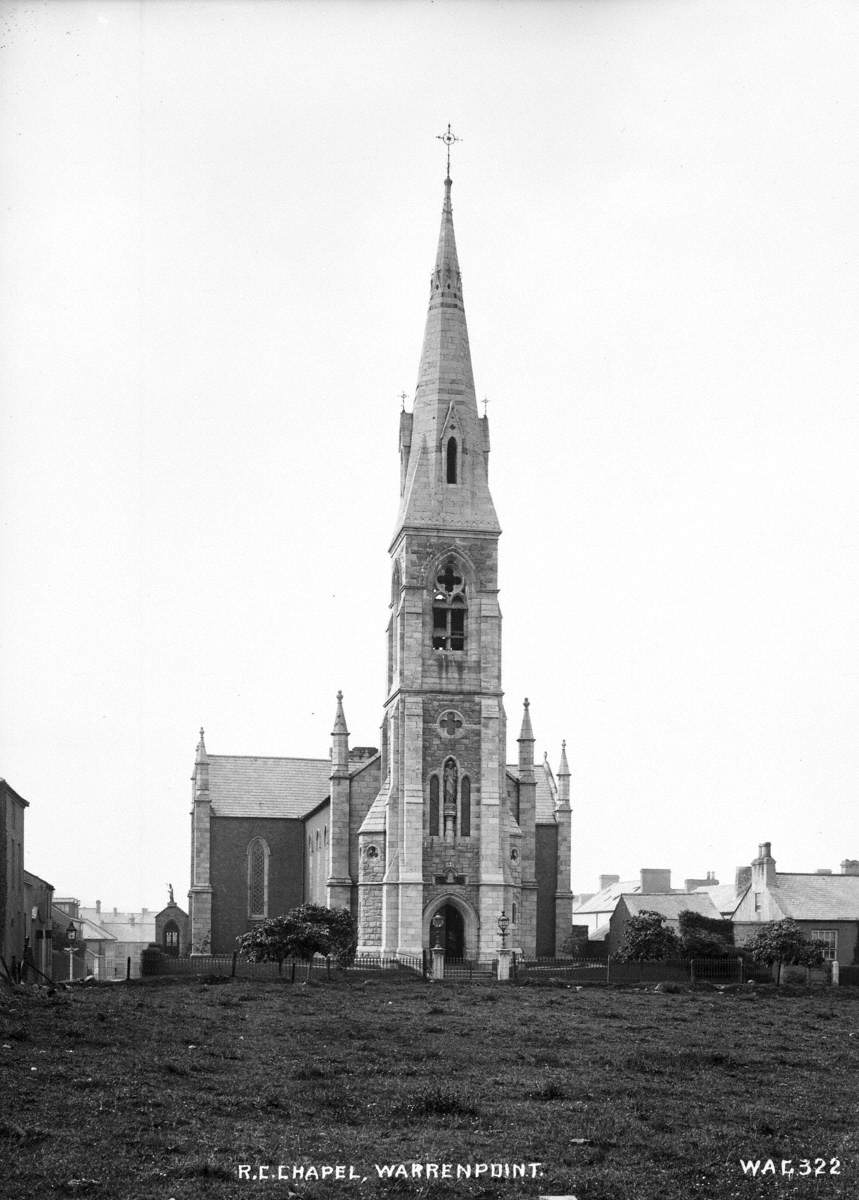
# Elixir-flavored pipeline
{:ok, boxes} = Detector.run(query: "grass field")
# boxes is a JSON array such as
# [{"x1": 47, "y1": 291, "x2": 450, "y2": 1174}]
[{"x1": 1, "y1": 974, "x2": 856, "y2": 1200}]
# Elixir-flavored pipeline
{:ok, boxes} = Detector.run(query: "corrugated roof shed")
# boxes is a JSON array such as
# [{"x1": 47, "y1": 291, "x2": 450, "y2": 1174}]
[{"x1": 208, "y1": 755, "x2": 332, "y2": 819}]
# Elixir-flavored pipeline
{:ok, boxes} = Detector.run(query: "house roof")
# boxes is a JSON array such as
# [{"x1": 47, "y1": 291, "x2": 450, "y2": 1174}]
[
  {"x1": 573, "y1": 879, "x2": 641, "y2": 916},
  {"x1": 768, "y1": 873, "x2": 859, "y2": 921},
  {"x1": 79, "y1": 909, "x2": 157, "y2": 942},
  {"x1": 506, "y1": 758, "x2": 558, "y2": 822},
  {"x1": 693, "y1": 883, "x2": 743, "y2": 916},
  {"x1": 207, "y1": 755, "x2": 332, "y2": 819},
  {"x1": 620, "y1": 893, "x2": 721, "y2": 920}
]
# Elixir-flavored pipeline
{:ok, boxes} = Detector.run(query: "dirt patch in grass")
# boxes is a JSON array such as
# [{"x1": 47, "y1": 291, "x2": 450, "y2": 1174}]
[{"x1": 0, "y1": 979, "x2": 855, "y2": 1198}]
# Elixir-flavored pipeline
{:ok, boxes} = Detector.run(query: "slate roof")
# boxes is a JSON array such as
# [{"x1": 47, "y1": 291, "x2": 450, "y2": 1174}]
[
  {"x1": 207, "y1": 755, "x2": 332, "y2": 819},
  {"x1": 693, "y1": 883, "x2": 743, "y2": 916},
  {"x1": 506, "y1": 759, "x2": 558, "y2": 822},
  {"x1": 573, "y1": 879, "x2": 641, "y2": 916},
  {"x1": 79, "y1": 909, "x2": 156, "y2": 942},
  {"x1": 620, "y1": 893, "x2": 721, "y2": 920},
  {"x1": 767, "y1": 873, "x2": 859, "y2": 921}
]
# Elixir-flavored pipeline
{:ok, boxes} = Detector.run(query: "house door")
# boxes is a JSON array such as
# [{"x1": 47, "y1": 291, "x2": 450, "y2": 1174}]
[{"x1": 439, "y1": 904, "x2": 465, "y2": 959}]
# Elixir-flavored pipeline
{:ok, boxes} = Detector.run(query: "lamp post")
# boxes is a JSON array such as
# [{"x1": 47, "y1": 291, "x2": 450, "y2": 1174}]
[
  {"x1": 496, "y1": 910, "x2": 511, "y2": 983},
  {"x1": 65, "y1": 922, "x2": 80, "y2": 983},
  {"x1": 430, "y1": 912, "x2": 445, "y2": 982}
]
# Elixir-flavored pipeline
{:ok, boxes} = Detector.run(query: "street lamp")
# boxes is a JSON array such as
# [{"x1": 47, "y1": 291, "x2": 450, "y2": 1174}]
[
  {"x1": 65, "y1": 921, "x2": 80, "y2": 982},
  {"x1": 431, "y1": 913, "x2": 445, "y2": 949},
  {"x1": 497, "y1": 910, "x2": 510, "y2": 950}
]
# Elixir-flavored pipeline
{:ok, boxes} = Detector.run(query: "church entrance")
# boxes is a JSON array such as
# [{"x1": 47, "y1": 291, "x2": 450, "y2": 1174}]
[{"x1": 436, "y1": 903, "x2": 465, "y2": 959}]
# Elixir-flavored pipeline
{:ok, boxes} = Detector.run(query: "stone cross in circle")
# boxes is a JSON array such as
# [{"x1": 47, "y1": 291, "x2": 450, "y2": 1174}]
[{"x1": 440, "y1": 711, "x2": 463, "y2": 737}]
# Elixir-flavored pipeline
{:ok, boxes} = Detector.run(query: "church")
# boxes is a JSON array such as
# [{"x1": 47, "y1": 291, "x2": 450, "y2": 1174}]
[{"x1": 188, "y1": 158, "x2": 573, "y2": 962}]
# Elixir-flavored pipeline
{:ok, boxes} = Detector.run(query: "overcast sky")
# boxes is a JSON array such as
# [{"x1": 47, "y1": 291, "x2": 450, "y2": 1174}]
[{"x1": 2, "y1": 0, "x2": 858, "y2": 912}]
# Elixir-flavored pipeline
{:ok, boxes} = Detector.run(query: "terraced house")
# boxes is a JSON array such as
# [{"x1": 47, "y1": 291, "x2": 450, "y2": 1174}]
[{"x1": 189, "y1": 161, "x2": 573, "y2": 962}]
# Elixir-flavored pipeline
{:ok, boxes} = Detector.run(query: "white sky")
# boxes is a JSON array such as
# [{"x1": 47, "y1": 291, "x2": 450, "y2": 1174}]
[{"x1": 2, "y1": 0, "x2": 858, "y2": 911}]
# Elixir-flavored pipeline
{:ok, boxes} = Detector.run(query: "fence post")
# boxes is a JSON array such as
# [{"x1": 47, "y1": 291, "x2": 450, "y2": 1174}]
[
  {"x1": 126, "y1": 956, "x2": 131, "y2": 981},
  {"x1": 291, "y1": 960, "x2": 296, "y2": 983},
  {"x1": 326, "y1": 956, "x2": 331, "y2": 979},
  {"x1": 737, "y1": 956, "x2": 744, "y2": 984},
  {"x1": 690, "y1": 959, "x2": 696, "y2": 984},
  {"x1": 832, "y1": 960, "x2": 839, "y2": 987},
  {"x1": 606, "y1": 955, "x2": 611, "y2": 985},
  {"x1": 231, "y1": 951, "x2": 237, "y2": 978}
]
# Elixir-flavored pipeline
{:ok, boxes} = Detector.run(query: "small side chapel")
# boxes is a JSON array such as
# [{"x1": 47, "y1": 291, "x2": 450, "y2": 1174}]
[{"x1": 188, "y1": 158, "x2": 573, "y2": 961}]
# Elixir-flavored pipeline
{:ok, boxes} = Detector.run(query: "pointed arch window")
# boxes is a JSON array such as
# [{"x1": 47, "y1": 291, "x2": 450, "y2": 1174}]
[
  {"x1": 446, "y1": 437, "x2": 458, "y2": 483},
  {"x1": 429, "y1": 775, "x2": 440, "y2": 837},
  {"x1": 460, "y1": 776, "x2": 471, "y2": 837},
  {"x1": 247, "y1": 838, "x2": 270, "y2": 919},
  {"x1": 432, "y1": 561, "x2": 467, "y2": 651}
]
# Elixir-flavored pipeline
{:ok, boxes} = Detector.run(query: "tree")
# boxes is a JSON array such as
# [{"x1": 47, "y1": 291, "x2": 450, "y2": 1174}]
[
  {"x1": 614, "y1": 910, "x2": 681, "y2": 961},
  {"x1": 678, "y1": 910, "x2": 735, "y2": 958},
  {"x1": 742, "y1": 918, "x2": 825, "y2": 984},
  {"x1": 237, "y1": 904, "x2": 357, "y2": 967}
]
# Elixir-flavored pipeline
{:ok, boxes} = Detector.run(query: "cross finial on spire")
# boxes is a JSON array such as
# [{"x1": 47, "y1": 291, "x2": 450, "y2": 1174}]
[
  {"x1": 482, "y1": 396, "x2": 489, "y2": 417},
  {"x1": 436, "y1": 123, "x2": 461, "y2": 180},
  {"x1": 399, "y1": 390, "x2": 408, "y2": 411}
]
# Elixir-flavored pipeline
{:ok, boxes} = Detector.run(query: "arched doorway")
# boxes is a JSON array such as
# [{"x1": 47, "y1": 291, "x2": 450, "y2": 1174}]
[{"x1": 436, "y1": 903, "x2": 465, "y2": 959}]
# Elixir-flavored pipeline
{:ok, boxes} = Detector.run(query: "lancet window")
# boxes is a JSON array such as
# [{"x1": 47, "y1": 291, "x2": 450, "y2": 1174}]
[
  {"x1": 446, "y1": 437, "x2": 458, "y2": 483},
  {"x1": 247, "y1": 837, "x2": 270, "y2": 919},
  {"x1": 432, "y1": 560, "x2": 467, "y2": 651}
]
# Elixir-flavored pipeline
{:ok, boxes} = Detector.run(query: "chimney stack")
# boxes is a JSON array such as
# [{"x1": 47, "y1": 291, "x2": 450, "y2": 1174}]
[{"x1": 598, "y1": 874, "x2": 620, "y2": 892}]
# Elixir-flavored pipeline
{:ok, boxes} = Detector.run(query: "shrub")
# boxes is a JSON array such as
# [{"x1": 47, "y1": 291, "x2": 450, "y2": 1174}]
[{"x1": 237, "y1": 904, "x2": 357, "y2": 966}]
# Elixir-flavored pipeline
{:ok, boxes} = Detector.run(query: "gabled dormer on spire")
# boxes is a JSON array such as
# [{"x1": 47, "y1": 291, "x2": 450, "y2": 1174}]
[{"x1": 393, "y1": 173, "x2": 499, "y2": 544}]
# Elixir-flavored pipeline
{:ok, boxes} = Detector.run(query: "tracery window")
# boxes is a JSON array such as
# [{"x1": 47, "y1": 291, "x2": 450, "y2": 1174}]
[
  {"x1": 247, "y1": 838, "x2": 270, "y2": 919},
  {"x1": 432, "y1": 561, "x2": 466, "y2": 651}
]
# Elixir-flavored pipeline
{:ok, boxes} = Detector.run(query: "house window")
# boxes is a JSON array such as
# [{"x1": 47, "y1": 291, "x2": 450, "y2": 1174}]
[
  {"x1": 429, "y1": 775, "x2": 440, "y2": 836},
  {"x1": 446, "y1": 437, "x2": 458, "y2": 483},
  {"x1": 460, "y1": 776, "x2": 471, "y2": 837},
  {"x1": 753, "y1": 892, "x2": 761, "y2": 912},
  {"x1": 247, "y1": 838, "x2": 270, "y2": 919},
  {"x1": 431, "y1": 562, "x2": 466, "y2": 651},
  {"x1": 810, "y1": 929, "x2": 838, "y2": 961},
  {"x1": 512, "y1": 902, "x2": 518, "y2": 925}
]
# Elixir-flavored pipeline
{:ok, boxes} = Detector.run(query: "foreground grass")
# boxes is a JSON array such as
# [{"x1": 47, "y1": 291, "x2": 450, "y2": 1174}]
[{"x1": 1, "y1": 975, "x2": 856, "y2": 1200}]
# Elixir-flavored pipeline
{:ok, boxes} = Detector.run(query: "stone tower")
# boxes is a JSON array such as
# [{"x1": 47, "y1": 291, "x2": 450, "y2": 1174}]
[{"x1": 356, "y1": 167, "x2": 534, "y2": 961}]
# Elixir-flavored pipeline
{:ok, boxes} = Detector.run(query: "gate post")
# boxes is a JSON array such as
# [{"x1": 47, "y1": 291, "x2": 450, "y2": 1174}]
[{"x1": 431, "y1": 945, "x2": 445, "y2": 982}]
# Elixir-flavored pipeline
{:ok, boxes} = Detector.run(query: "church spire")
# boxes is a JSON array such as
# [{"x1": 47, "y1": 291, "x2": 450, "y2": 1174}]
[{"x1": 393, "y1": 161, "x2": 499, "y2": 541}]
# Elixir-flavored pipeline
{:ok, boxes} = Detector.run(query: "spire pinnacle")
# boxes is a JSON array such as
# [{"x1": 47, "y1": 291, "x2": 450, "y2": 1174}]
[
  {"x1": 558, "y1": 740, "x2": 570, "y2": 778},
  {"x1": 195, "y1": 726, "x2": 208, "y2": 764},
  {"x1": 332, "y1": 690, "x2": 349, "y2": 737},
  {"x1": 518, "y1": 698, "x2": 535, "y2": 743}
]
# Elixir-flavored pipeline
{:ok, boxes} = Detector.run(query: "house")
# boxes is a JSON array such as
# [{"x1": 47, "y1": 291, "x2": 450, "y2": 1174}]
[
  {"x1": 23, "y1": 870, "x2": 55, "y2": 981},
  {"x1": 573, "y1": 868, "x2": 719, "y2": 940},
  {"x1": 0, "y1": 778, "x2": 28, "y2": 971},
  {"x1": 608, "y1": 892, "x2": 723, "y2": 956},
  {"x1": 732, "y1": 842, "x2": 859, "y2": 966},
  {"x1": 79, "y1": 902, "x2": 157, "y2": 978}
]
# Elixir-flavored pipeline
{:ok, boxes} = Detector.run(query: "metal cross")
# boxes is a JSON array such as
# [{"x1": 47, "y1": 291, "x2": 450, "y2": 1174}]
[
  {"x1": 399, "y1": 391, "x2": 408, "y2": 411},
  {"x1": 482, "y1": 395, "x2": 489, "y2": 417},
  {"x1": 436, "y1": 123, "x2": 461, "y2": 177}
]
